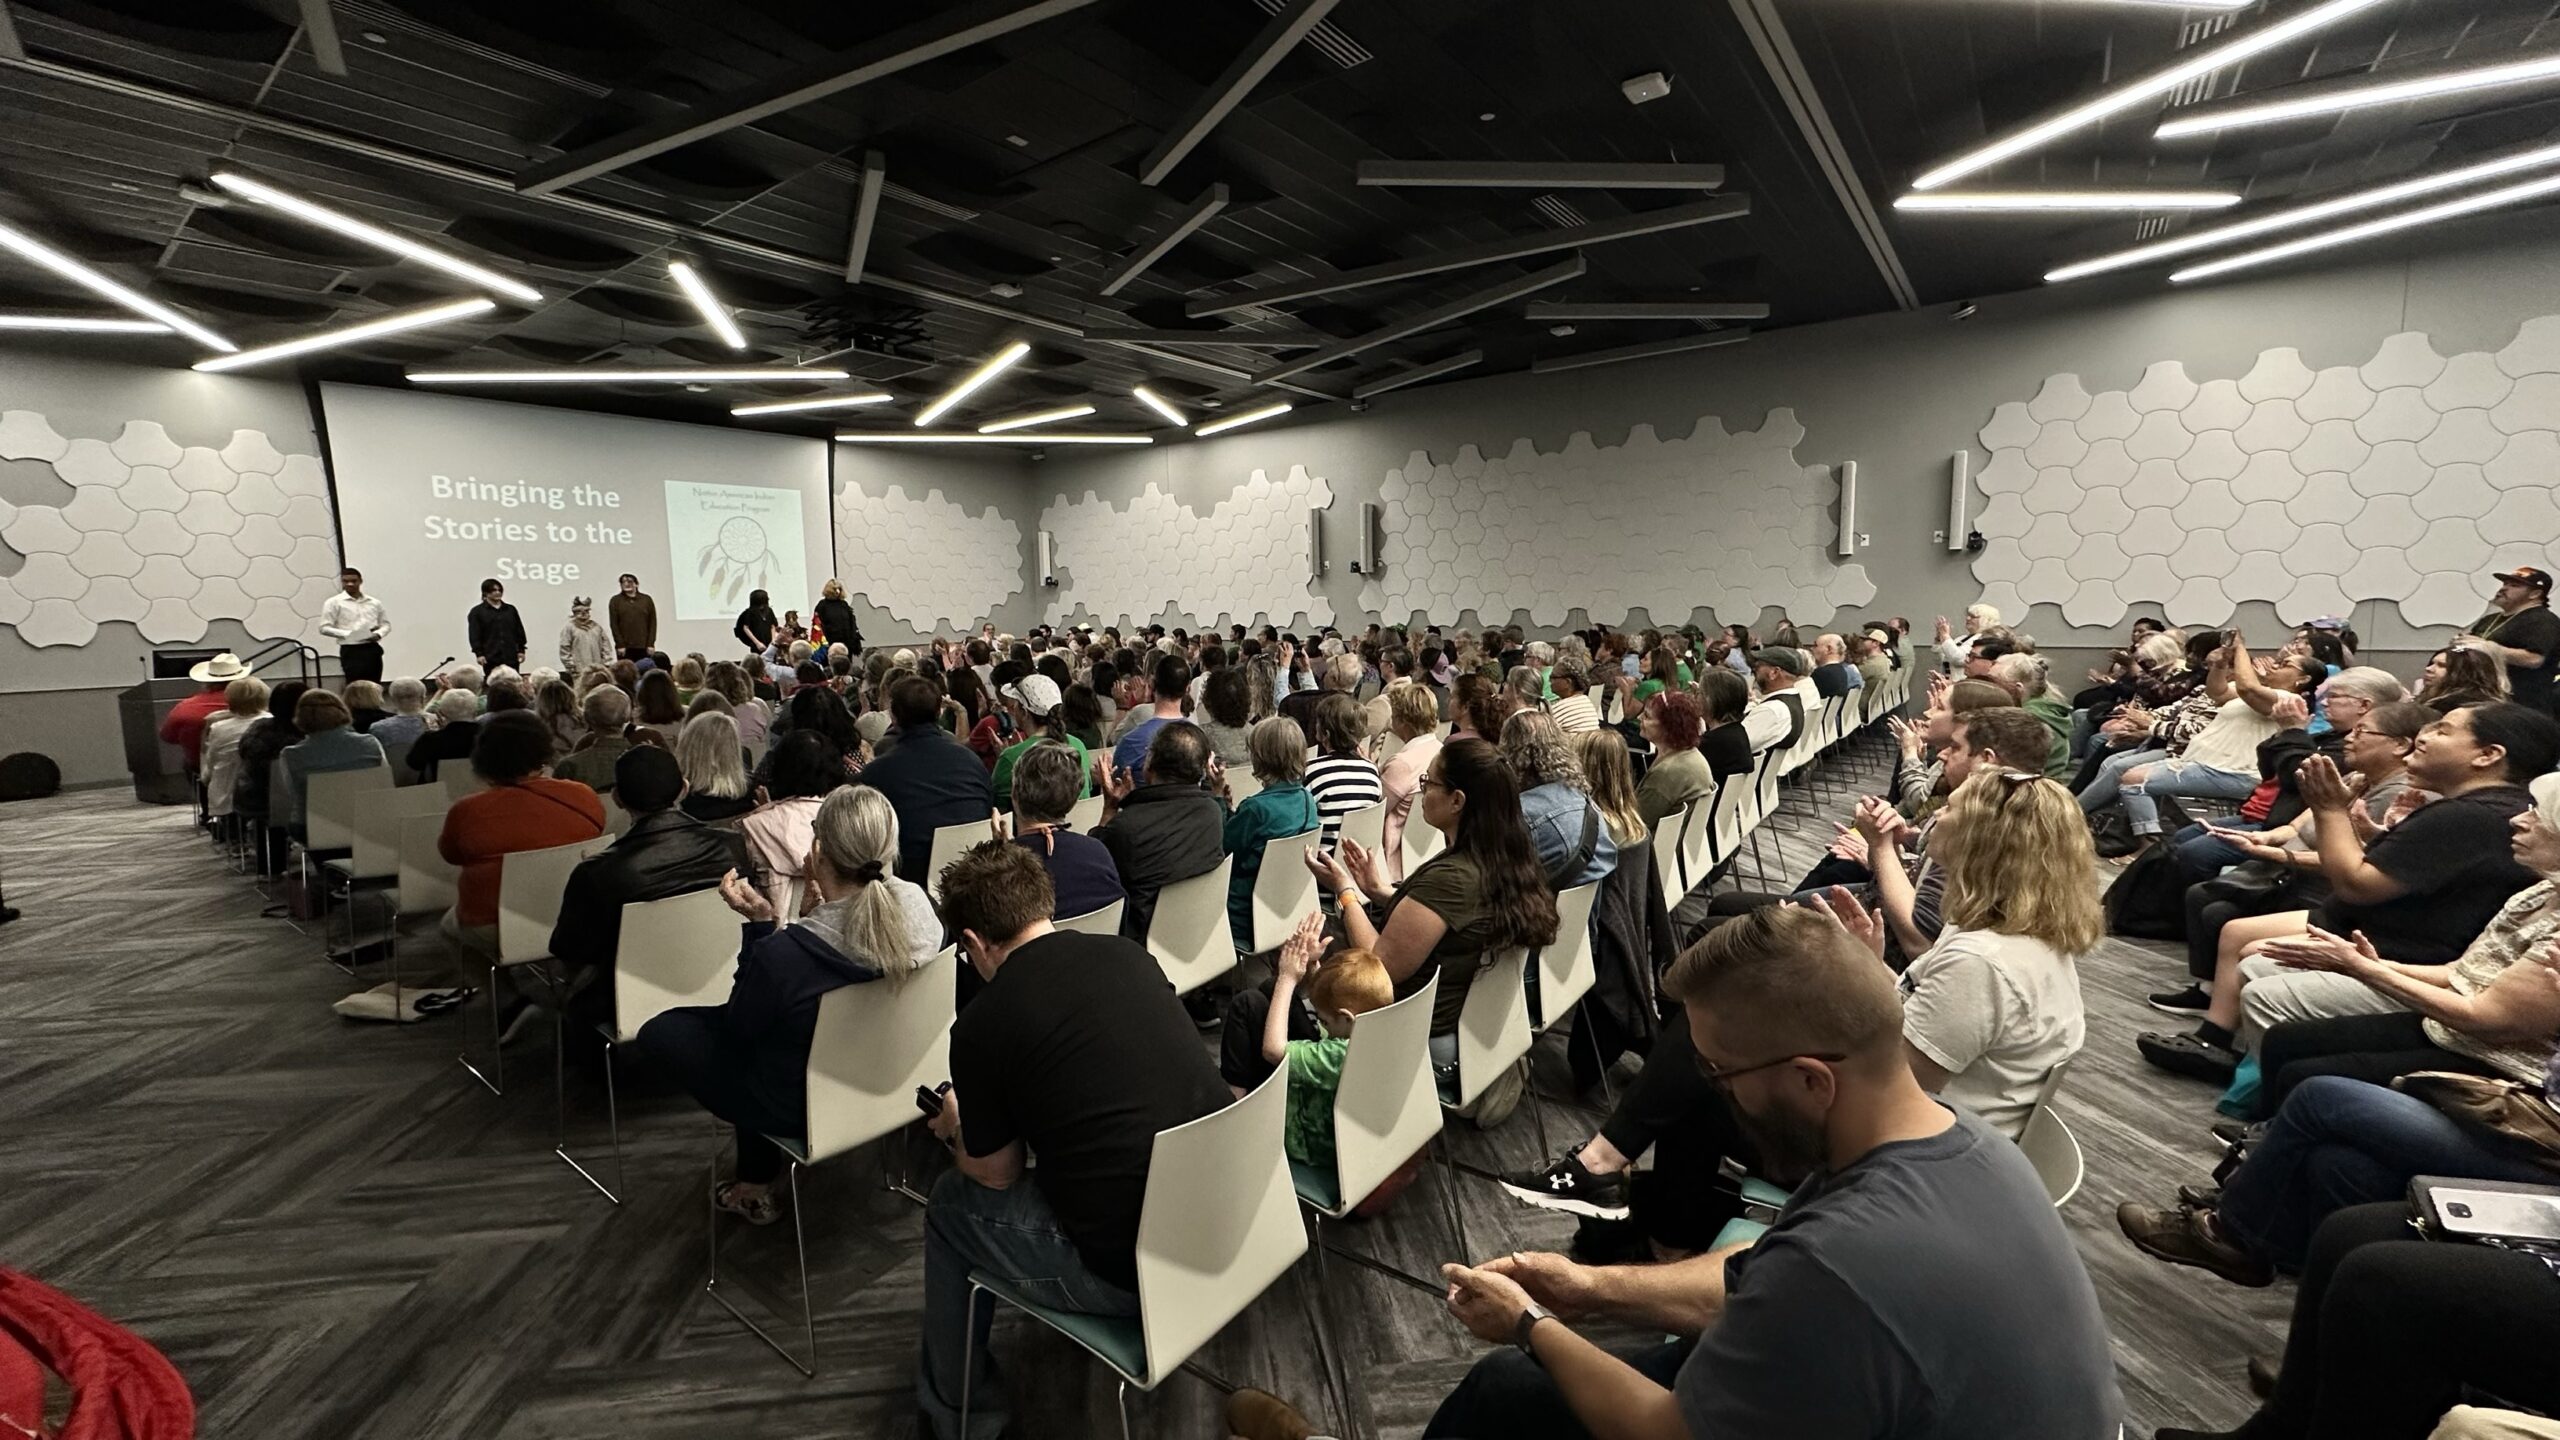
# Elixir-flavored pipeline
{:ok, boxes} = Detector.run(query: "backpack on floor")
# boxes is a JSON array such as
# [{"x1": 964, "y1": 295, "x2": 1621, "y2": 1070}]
[{"x1": 2103, "y1": 842, "x2": 2188, "y2": 942}]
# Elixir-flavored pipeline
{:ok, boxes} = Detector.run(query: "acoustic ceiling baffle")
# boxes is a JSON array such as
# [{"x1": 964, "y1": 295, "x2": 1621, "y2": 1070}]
[
  {"x1": 1525, "y1": 300, "x2": 1771, "y2": 321},
  {"x1": 1187, "y1": 195, "x2": 1748, "y2": 317},
  {"x1": 1530, "y1": 329, "x2": 1750, "y2": 374},
  {"x1": 297, "y1": 0, "x2": 346, "y2": 75},
  {"x1": 1138, "y1": 0, "x2": 1342, "y2": 186},
  {"x1": 1081, "y1": 328, "x2": 1326, "y2": 347},
  {"x1": 1354, "y1": 160, "x2": 1726, "y2": 190},
  {"x1": 844, "y1": 151, "x2": 886, "y2": 283},
  {"x1": 1254, "y1": 255, "x2": 1586, "y2": 386},
  {"x1": 1098, "y1": 184, "x2": 1230, "y2": 297},
  {"x1": 1351, "y1": 348, "x2": 1483, "y2": 399},
  {"x1": 513, "y1": 0, "x2": 1106, "y2": 195}
]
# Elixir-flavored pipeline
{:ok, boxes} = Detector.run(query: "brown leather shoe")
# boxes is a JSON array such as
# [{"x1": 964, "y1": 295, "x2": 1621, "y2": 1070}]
[
  {"x1": 1227, "y1": 1388, "x2": 1317, "y2": 1440},
  {"x1": 2116, "y1": 1202, "x2": 2273, "y2": 1287}
]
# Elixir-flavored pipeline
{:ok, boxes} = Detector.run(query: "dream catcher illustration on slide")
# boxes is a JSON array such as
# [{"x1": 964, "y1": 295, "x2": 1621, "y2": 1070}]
[{"x1": 698, "y1": 515, "x2": 779, "y2": 604}]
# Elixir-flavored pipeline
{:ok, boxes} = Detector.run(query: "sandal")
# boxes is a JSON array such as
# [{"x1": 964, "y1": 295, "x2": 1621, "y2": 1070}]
[{"x1": 713, "y1": 1180, "x2": 781, "y2": 1226}]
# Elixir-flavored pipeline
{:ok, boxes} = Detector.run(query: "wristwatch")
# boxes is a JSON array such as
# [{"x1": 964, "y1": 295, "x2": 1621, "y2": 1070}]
[{"x1": 1512, "y1": 1301, "x2": 1554, "y2": 1356}]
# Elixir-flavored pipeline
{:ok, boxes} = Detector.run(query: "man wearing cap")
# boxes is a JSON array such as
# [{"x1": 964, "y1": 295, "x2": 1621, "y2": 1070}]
[
  {"x1": 1853, "y1": 630, "x2": 1891, "y2": 692},
  {"x1": 162, "y1": 652, "x2": 248, "y2": 771},
  {"x1": 2461, "y1": 567, "x2": 2560, "y2": 712},
  {"x1": 318, "y1": 567, "x2": 390, "y2": 684},
  {"x1": 989, "y1": 673, "x2": 1092, "y2": 812},
  {"x1": 1741, "y1": 647, "x2": 1812, "y2": 754}
]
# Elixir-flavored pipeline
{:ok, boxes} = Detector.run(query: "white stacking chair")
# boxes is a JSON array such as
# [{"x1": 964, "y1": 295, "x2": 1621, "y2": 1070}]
[
  {"x1": 378, "y1": 739, "x2": 416, "y2": 783},
  {"x1": 303, "y1": 764, "x2": 392, "y2": 857},
  {"x1": 1334, "y1": 799, "x2": 1387, "y2": 857},
  {"x1": 439, "y1": 763, "x2": 483, "y2": 802},
  {"x1": 462, "y1": 834, "x2": 611, "y2": 1099},
  {"x1": 562, "y1": 886, "x2": 741, "y2": 1202},
  {"x1": 1649, "y1": 810, "x2": 1685, "y2": 900},
  {"x1": 709, "y1": 946, "x2": 955, "y2": 1374},
  {"x1": 1528, "y1": 883, "x2": 1600, "y2": 1033},
  {"x1": 1676, "y1": 786, "x2": 1719, "y2": 896},
  {"x1": 602, "y1": 793, "x2": 636, "y2": 836},
  {"x1": 1246, "y1": 829, "x2": 1322, "y2": 955},
  {"x1": 1055, "y1": 897, "x2": 1127, "y2": 935},
  {"x1": 320, "y1": 783, "x2": 449, "y2": 970},
  {"x1": 924, "y1": 816, "x2": 993, "y2": 903},
  {"x1": 1225, "y1": 767, "x2": 1264, "y2": 807},
  {"x1": 2018, "y1": 1058, "x2": 2085, "y2": 1208},
  {"x1": 1446, "y1": 946, "x2": 1534, "y2": 1110},
  {"x1": 1400, "y1": 809, "x2": 1445, "y2": 877},
  {"x1": 1067, "y1": 791, "x2": 1108, "y2": 831},
  {"x1": 1291, "y1": 978, "x2": 1446, "y2": 1430},
  {"x1": 1143, "y1": 856, "x2": 1236, "y2": 995},
  {"x1": 961, "y1": 1069, "x2": 1305, "y2": 1440}
]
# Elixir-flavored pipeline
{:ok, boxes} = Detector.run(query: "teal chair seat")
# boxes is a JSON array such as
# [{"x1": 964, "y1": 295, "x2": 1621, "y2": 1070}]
[
  {"x1": 1712, "y1": 1216, "x2": 1770, "y2": 1250},
  {"x1": 770, "y1": 1135, "x2": 816, "y2": 1166},
  {"x1": 968, "y1": 1273, "x2": 1149, "y2": 1382},
  {"x1": 1289, "y1": 1158, "x2": 1341, "y2": 1215}
]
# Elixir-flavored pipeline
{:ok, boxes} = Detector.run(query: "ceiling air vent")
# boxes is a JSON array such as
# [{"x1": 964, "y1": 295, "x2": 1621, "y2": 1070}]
[
  {"x1": 1249, "y1": 0, "x2": 1372, "y2": 68},
  {"x1": 2168, "y1": 13, "x2": 2239, "y2": 108},
  {"x1": 1533, "y1": 194, "x2": 1590, "y2": 228}
]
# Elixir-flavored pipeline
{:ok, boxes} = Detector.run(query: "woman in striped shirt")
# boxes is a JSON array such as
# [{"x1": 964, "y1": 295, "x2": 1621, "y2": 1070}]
[{"x1": 1305, "y1": 692, "x2": 1384, "y2": 850}]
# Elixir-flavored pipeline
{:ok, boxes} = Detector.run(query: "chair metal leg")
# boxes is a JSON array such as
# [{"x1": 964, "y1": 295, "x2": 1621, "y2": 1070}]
[
  {"x1": 706, "y1": 1138, "x2": 817, "y2": 1376},
  {"x1": 1115, "y1": 1379, "x2": 1133, "y2": 1440},
  {"x1": 959, "y1": 1283, "x2": 986, "y2": 1440},
  {"x1": 883, "y1": 1123, "x2": 931, "y2": 1207},
  {"x1": 1437, "y1": 1136, "x2": 1470, "y2": 1261},
  {"x1": 460, "y1": 968, "x2": 506, "y2": 1096},
  {"x1": 1300, "y1": 1212, "x2": 1356, "y2": 1439},
  {"x1": 553, "y1": 1018, "x2": 624, "y2": 1203},
  {"x1": 1522, "y1": 1056, "x2": 1549, "y2": 1158}
]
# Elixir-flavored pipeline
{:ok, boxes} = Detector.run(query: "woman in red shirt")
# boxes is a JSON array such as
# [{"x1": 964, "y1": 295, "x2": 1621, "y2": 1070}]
[{"x1": 437, "y1": 710, "x2": 605, "y2": 957}]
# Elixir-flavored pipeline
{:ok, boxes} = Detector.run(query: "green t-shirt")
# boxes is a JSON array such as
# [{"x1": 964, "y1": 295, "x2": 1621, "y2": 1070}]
[
  {"x1": 1632, "y1": 678, "x2": 1668, "y2": 706},
  {"x1": 1283, "y1": 1034, "x2": 1350, "y2": 1170},
  {"x1": 991, "y1": 734, "x2": 1091, "y2": 810}
]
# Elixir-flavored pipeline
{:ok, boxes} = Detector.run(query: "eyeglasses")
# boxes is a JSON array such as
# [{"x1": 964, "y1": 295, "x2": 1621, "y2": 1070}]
[
  {"x1": 1419, "y1": 773, "x2": 1450, "y2": 793},
  {"x1": 1695, "y1": 1050, "x2": 1848, "y2": 1087}
]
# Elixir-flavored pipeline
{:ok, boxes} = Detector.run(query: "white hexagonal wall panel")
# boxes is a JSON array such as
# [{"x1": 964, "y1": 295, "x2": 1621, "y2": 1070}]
[
  {"x1": 1976, "y1": 448, "x2": 2035, "y2": 494},
  {"x1": 0, "y1": 412, "x2": 325, "y2": 648},
  {"x1": 2182, "y1": 480, "x2": 2245, "y2": 534},
  {"x1": 2419, "y1": 409, "x2": 2507, "y2": 466},
  {"x1": 2079, "y1": 390, "x2": 2142, "y2": 441},
  {"x1": 2414, "y1": 465, "x2": 2499, "y2": 520},
  {"x1": 2349, "y1": 441, "x2": 2430, "y2": 496},
  {"x1": 2402, "y1": 570, "x2": 2495, "y2": 628},
  {"x1": 2177, "y1": 430, "x2": 2246, "y2": 481},
  {"x1": 2295, "y1": 367, "x2": 2376, "y2": 424},
  {"x1": 2498, "y1": 316, "x2": 2560, "y2": 377},
  {"x1": 0, "y1": 410, "x2": 68, "y2": 462},
  {"x1": 2027, "y1": 373, "x2": 2092, "y2": 423},
  {"x1": 2362, "y1": 332, "x2": 2449, "y2": 391},
  {"x1": 1979, "y1": 403, "x2": 2039, "y2": 453},
  {"x1": 2492, "y1": 372, "x2": 2560, "y2": 435},
  {"x1": 2024, "y1": 420, "x2": 2088, "y2": 469},
  {"x1": 2355, "y1": 387, "x2": 2440, "y2": 444},
  {"x1": 2076, "y1": 486, "x2": 2136, "y2": 537},
  {"x1": 2127, "y1": 361, "x2": 2199, "y2": 414},
  {"x1": 1366, "y1": 413, "x2": 1870, "y2": 627},
  {"x1": 2237, "y1": 348, "x2": 2315, "y2": 402},
  {"x1": 2234, "y1": 401, "x2": 2311, "y2": 454},
  {"x1": 1047, "y1": 464, "x2": 1333, "y2": 628},
  {"x1": 2487, "y1": 430, "x2": 2560, "y2": 490},
  {"x1": 2178, "y1": 379, "x2": 2251, "y2": 434},
  {"x1": 2425, "y1": 352, "x2": 2514, "y2": 413},
  {"x1": 836, "y1": 482, "x2": 1025, "y2": 633}
]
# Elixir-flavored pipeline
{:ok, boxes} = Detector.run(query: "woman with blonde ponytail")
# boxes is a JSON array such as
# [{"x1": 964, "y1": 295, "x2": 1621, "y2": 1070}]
[{"x1": 637, "y1": 785, "x2": 941, "y2": 1226}]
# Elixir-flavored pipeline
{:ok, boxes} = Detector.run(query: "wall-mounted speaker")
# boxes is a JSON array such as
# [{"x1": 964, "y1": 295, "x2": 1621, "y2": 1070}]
[
  {"x1": 1310, "y1": 507, "x2": 1326, "y2": 579},
  {"x1": 1948, "y1": 451, "x2": 1970, "y2": 552},
  {"x1": 1038, "y1": 529, "x2": 1057, "y2": 588},
  {"x1": 1835, "y1": 460, "x2": 1858, "y2": 559},
  {"x1": 1349, "y1": 502, "x2": 1381, "y2": 574}
]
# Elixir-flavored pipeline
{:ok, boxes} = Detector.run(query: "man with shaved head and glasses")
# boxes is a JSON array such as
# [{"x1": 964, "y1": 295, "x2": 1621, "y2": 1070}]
[{"x1": 1426, "y1": 905, "x2": 2121, "y2": 1440}]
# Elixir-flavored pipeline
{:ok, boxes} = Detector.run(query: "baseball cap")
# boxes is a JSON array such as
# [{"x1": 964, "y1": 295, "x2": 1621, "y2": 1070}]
[
  {"x1": 2495, "y1": 566, "x2": 2554, "y2": 592},
  {"x1": 1001, "y1": 673, "x2": 1063, "y2": 716},
  {"x1": 1750, "y1": 646, "x2": 1808, "y2": 677}
]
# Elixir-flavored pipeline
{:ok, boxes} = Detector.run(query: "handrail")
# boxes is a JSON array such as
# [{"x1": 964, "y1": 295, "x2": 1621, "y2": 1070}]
[{"x1": 242, "y1": 638, "x2": 323, "y2": 690}]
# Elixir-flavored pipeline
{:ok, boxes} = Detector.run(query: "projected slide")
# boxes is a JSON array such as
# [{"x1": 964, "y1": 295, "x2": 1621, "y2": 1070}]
[
  {"x1": 667, "y1": 480, "x2": 808, "y2": 620},
  {"x1": 321, "y1": 383, "x2": 832, "y2": 679}
]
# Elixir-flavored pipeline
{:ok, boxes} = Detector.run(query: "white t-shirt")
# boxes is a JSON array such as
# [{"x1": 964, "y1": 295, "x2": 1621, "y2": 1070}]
[
  {"x1": 1897, "y1": 928, "x2": 2085, "y2": 1139},
  {"x1": 1546, "y1": 693, "x2": 1600, "y2": 734}
]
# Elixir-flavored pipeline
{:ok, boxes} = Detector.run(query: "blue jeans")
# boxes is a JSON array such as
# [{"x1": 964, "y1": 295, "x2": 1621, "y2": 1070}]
[
  {"x1": 2068, "y1": 707, "x2": 2098, "y2": 762},
  {"x1": 2170, "y1": 817, "x2": 2261, "y2": 877},
  {"x1": 2216, "y1": 1075, "x2": 2554, "y2": 1271},
  {"x1": 918, "y1": 1169, "x2": 1140, "y2": 1440},
  {"x1": 2120, "y1": 759, "x2": 2257, "y2": 836},
  {"x1": 2076, "y1": 745, "x2": 2160, "y2": 815}
]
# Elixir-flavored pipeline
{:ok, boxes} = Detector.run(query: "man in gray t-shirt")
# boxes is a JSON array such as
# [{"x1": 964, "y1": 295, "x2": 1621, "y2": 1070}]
[{"x1": 1429, "y1": 906, "x2": 2121, "y2": 1440}]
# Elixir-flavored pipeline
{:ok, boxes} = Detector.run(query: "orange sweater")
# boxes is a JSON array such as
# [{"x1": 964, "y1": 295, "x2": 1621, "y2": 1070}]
[{"x1": 437, "y1": 778, "x2": 606, "y2": 926}]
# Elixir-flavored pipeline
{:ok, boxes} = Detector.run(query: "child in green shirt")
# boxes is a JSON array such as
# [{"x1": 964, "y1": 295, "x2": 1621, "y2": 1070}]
[{"x1": 1260, "y1": 913, "x2": 1397, "y2": 1175}]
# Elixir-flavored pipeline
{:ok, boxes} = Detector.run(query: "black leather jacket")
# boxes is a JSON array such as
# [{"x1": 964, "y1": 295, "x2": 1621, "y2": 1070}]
[{"x1": 547, "y1": 808, "x2": 748, "y2": 977}]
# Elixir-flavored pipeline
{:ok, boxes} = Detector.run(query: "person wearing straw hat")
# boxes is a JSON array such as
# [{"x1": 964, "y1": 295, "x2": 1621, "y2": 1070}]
[{"x1": 161, "y1": 652, "x2": 249, "y2": 771}]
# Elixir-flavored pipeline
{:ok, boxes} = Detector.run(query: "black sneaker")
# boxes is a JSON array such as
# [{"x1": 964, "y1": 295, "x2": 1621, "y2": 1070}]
[
  {"x1": 2137, "y1": 1031, "x2": 2240, "y2": 1086},
  {"x1": 1566, "y1": 1214, "x2": 1650, "y2": 1266},
  {"x1": 1498, "y1": 1148, "x2": 1631, "y2": 1220},
  {"x1": 2146, "y1": 984, "x2": 2212, "y2": 1016},
  {"x1": 2209, "y1": 1118, "x2": 2261, "y2": 1148}
]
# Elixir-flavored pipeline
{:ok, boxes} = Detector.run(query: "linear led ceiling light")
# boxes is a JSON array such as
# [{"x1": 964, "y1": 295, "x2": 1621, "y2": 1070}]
[
  {"x1": 0, "y1": 217, "x2": 234, "y2": 350},
  {"x1": 731, "y1": 392, "x2": 895, "y2": 416},
  {"x1": 409, "y1": 366, "x2": 851, "y2": 384},
  {"x1": 0, "y1": 314, "x2": 172, "y2": 333},
  {"x1": 837, "y1": 431, "x2": 1152, "y2": 445},
  {"x1": 209, "y1": 171, "x2": 544, "y2": 305},
  {"x1": 194, "y1": 296, "x2": 495, "y2": 373},
  {"x1": 2171, "y1": 167, "x2": 2560, "y2": 283},
  {"x1": 1908, "y1": 0, "x2": 2396, "y2": 191},
  {"x1": 667, "y1": 259, "x2": 747, "y2": 349},
  {"x1": 978, "y1": 403, "x2": 1095, "y2": 433},
  {"x1": 1194, "y1": 401, "x2": 1291, "y2": 437},
  {"x1": 2047, "y1": 139, "x2": 2560, "y2": 282},
  {"x1": 1132, "y1": 385, "x2": 1187, "y2": 425},
  {"x1": 2158, "y1": 51, "x2": 2560, "y2": 139},
  {"x1": 914, "y1": 340, "x2": 1030, "y2": 426},
  {"x1": 1895, "y1": 189, "x2": 2240, "y2": 211}
]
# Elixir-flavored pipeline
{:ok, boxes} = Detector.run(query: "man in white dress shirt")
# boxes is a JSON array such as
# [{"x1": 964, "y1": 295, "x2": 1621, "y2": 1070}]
[{"x1": 319, "y1": 567, "x2": 390, "y2": 683}]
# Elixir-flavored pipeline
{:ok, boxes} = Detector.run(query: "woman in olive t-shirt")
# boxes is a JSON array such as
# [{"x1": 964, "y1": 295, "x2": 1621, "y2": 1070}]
[{"x1": 1303, "y1": 737, "x2": 1558, "y2": 1038}]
